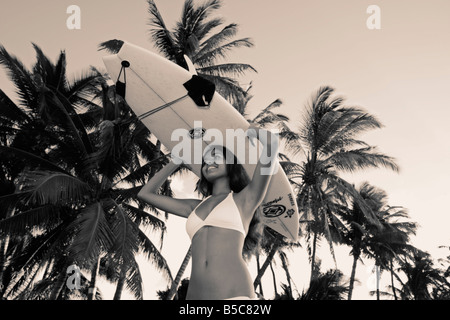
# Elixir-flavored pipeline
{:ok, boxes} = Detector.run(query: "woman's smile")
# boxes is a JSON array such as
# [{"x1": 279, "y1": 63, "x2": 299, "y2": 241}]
[{"x1": 206, "y1": 164, "x2": 218, "y2": 172}]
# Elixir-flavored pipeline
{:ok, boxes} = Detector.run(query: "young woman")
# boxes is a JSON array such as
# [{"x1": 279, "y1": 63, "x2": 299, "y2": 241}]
[{"x1": 137, "y1": 125, "x2": 278, "y2": 300}]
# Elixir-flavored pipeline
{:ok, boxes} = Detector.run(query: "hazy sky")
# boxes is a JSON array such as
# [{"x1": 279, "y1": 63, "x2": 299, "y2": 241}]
[{"x1": 1, "y1": 0, "x2": 450, "y2": 300}]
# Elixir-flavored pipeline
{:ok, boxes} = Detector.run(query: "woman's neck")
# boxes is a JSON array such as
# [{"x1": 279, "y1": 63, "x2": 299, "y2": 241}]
[{"x1": 211, "y1": 177, "x2": 231, "y2": 196}]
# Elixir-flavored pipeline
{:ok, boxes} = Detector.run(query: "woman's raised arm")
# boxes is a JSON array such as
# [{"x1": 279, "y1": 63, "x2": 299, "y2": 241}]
[
  {"x1": 240, "y1": 125, "x2": 279, "y2": 216},
  {"x1": 137, "y1": 160, "x2": 199, "y2": 218}
]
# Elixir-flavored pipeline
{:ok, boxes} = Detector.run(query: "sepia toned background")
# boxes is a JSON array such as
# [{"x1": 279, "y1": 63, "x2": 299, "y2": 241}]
[{"x1": 1, "y1": 0, "x2": 449, "y2": 299}]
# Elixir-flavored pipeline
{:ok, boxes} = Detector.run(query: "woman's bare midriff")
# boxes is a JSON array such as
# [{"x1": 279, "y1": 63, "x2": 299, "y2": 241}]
[{"x1": 186, "y1": 226, "x2": 254, "y2": 300}]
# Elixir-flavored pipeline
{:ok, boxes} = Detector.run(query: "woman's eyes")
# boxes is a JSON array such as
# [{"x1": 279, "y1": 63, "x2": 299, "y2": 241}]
[{"x1": 204, "y1": 154, "x2": 224, "y2": 164}]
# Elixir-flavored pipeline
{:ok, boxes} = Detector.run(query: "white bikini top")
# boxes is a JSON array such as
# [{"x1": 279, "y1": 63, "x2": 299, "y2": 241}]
[{"x1": 186, "y1": 193, "x2": 246, "y2": 240}]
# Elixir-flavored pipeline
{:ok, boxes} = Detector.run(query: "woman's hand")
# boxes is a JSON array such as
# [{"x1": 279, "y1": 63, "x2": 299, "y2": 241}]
[
  {"x1": 246, "y1": 124, "x2": 260, "y2": 146},
  {"x1": 246, "y1": 124, "x2": 278, "y2": 148}
]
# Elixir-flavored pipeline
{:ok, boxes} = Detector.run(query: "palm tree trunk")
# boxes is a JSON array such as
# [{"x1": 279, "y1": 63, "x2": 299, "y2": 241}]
[
  {"x1": 167, "y1": 245, "x2": 192, "y2": 300},
  {"x1": 0, "y1": 237, "x2": 7, "y2": 298},
  {"x1": 279, "y1": 252, "x2": 293, "y2": 299},
  {"x1": 347, "y1": 253, "x2": 359, "y2": 300},
  {"x1": 309, "y1": 231, "x2": 318, "y2": 284},
  {"x1": 254, "y1": 239, "x2": 280, "y2": 291},
  {"x1": 49, "y1": 267, "x2": 68, "y2": 300},
  {"x1": 113, "y1": 267, "x2": 126, "y2": 300},
  {"x1": 255, "y1": 254, "x2": 264, "y2": 296},
  {"x1": 88, "y1": 255, "x2": 101, "y2": 300},
  {"x1": 269, "y1": 261, "x2": 278, "y2": 297},
  {"x1": 390, "y1": 260, "x2": 397, "y2": 300},
  {"x1": 376, "y1": 264, "x2": 380, "y2": 300}
]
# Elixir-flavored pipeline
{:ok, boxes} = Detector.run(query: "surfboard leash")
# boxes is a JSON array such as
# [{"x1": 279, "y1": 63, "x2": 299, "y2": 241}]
[
  {"x1": 115, "y1": 60, "x2": 130, "y2": 99},
  {"x1": 137, "y1": 94, "x2": 190, "y2": 120}
]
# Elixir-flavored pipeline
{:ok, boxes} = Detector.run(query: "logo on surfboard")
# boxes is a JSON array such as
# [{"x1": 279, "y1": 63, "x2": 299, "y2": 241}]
[
  {"x1": 263, "y1": 204, "x2": 286, "y2": 218},
  {"x1": 262, "y1": 197, "x2": 286, "y2": 217},
  {"x1": 188, "y1": 127, "x2": 206, "y2": 139}
]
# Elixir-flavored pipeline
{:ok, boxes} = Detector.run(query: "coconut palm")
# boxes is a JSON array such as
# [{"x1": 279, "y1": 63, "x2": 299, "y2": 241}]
[
  {"x1": 340, "y1": 182, "x2": 417, "y2": 300},
  {"x1": 340, "y1": 182, "x2": 388, "y2": 300},
  {"x1": 365, "y1": 204, "x2": 418, "y2": 300},
  {"x1": 431, "y1": 246, "x2": 450, "y2": 299},
  {"x1": 284, "y1": 86, "x2": 399, "y2": 284},
  {"x1": 397, "y1": 251, "x2": 444, "y2": 300},
  {"x1": 299, "y1": 268, "x2": 349, "y2": 300},
  {"x1": 165, "y1": 245, "x2": 191, "y2": 300},
  {"x1": 99, "y1": 0, "x2": 256, "y2": 113},
  {"x1": 0, "y1": 44, "x2": 172, "y2": 299},
  {"x1": 0, "y1": 42, "x2": 103, "y2": 299},
  {"x1": 158, "y1": 277, "x2": 190, "y2": 300},
  {"x1": 252, "y1": 228, "x2": 301, "y2": 298}
]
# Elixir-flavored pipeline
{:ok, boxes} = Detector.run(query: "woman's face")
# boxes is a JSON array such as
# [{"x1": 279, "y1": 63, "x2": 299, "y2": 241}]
[{"x1": 201, "y1": 147, "x2": 228, "y2": 182}]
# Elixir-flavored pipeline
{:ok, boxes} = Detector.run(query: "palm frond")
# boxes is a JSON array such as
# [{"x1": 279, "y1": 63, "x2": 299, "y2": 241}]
[
  {"x1": 3, "y1": 223, "x2": 70, "y2": 298},
  {"x1": 109, "y1": 202, "x2": 140, "y2": 263},
  {"x1": 251, "y1": 99, "x2": 283, "y2": 122},
  {"x1": 65, "y1": 69, "x2": 103, "y2": 106},
  {"x1": 195, "y1": 38, "x2": 254, "y2": 67},
  {"x1": 147, "y1": 0, "x2": 178, "y2": 60},
  {"x1": 0, "y1": 204, "x2": 61, "y2": 234},
  {"x1": 113, "y1": 156, "x2": 166, "y2": 187},
  {"x1": 182, "y1": 0, "x2": 222, "y2": 39},
  {"x1": 0, "y1": 44, "x2": 39, "y2": 109},
  {"x1": 31, "y1": 43, "x2": 66, "y2": 91},
  {"x1": 98, "y1": 39, "x2": 125, "y2": 54},
  {"x1": 135, "y1": 225, "x2": 172, "y2": 282},
  {"x1": 196, "y1": 22, "x2": 238, "y2": 53},
  {"x1": 122, "y1": 203, "x2": 166, "y2": 234},
  {"x1": 323, "y1": 147, "x2": 399, "y2": 173},
  {"x1": 324, "y1": 173, "x2": 382, "y2": 229},
  {"x1": 122, "y1": 258, "x2": 144, "y2": 300},
  {"x1": 320, "y1": 110, "x2": 383, "y2": 155},
  {"x1": 197, "y1": 63, "x2": 256, "y2": 78},
  {"x1": 0, "y1": 145, "x2": 70, "y2": 174},
  {"x1": 20, "y1": 170, "x2": 91, "y2": 206},
  {"x1": 198, "y1": 73, "x2": 247, "y2": 112},
  {"x1": 69, "y1": 202, "x2": 114, "y2": 261},
  {"x1": 76, "y1": 105, "x2": 104, "y2": 129},
  {"x1": 0, "y1": 89, "x2": 32, "y2": 125},
  {"x1": 190, "y1": 17, "x2": 224, "y2": 44},
  {"x1": 37, "y1": 88, "x2": 90, "y2": 155}
]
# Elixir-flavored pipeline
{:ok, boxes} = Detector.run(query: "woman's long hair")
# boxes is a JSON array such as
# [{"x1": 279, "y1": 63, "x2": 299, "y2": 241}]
[{"x1": 196, "y1": 145, "x2": 263, "y2": 259}]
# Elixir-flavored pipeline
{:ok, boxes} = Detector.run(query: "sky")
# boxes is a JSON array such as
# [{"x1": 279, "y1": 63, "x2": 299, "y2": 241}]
[{"x1": 1, "y1": 0, "x2": 450, "y2": 300}]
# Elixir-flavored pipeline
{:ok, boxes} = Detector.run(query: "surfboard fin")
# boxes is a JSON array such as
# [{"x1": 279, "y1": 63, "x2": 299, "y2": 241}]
[
  {"x1": 183, "y1": 75, "x2": 215, "y2": 107},
  {"x1": 183, "y1": 54, "x2": 198, "y2": 75}
]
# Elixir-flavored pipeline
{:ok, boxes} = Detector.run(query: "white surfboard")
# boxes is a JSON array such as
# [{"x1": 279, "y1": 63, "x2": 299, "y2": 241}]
[{"x1": 103, "y1": 42, "x2": 298, "y2": 241}]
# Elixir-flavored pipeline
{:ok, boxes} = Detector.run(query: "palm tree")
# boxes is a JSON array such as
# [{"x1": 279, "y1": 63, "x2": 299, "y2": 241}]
[
  {"x1": 252, "y1": 228, "x2": 301, "y2": 298},
  {"x1": 284, "y1": 86, "x2": 399, "y2": 284},
  {"x1": 397, "y1": 251, "x2": 444, "y2": 300},
  {"x1": 431, "y1": 246, "x2": 450, "y2": 299},
  {"x1": 340, "y1": 182, "x2": 417, "y2": 300},
  {"x1": 365, "y1": 205, "x2": 418, "y2": 300},
  {"x1": 339, "y1": 182, "x2": 384, "y2": 300},
  {"x1": 299, "y1": 268, "x2": 349, "y2": 300},
  {"x1": 158, "y1": 277, "x2": 190, "y2": 300},
  {"x1": 99, "y1": 0, "x2": 256, "y2": 113},
  {"x1": 0, "y1": 44, "x2": 172, "y2": 299},
  {"x1": 166, "y1": 245, "x2": 191, "y2": 300},
  {"x1": 0, "y1": 42, "x2": 103, "y2": 299}
]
